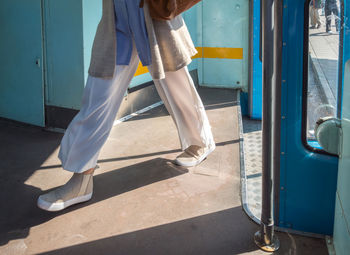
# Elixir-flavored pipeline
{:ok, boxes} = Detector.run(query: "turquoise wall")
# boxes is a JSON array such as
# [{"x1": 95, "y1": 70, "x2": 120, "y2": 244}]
[
  {"x1": 183, "y1": 6, "x2": 199, "y2": 72},
  {"x1": 0, "y1": 0, "x2": 250, "y2": 125},
  {"x1": 199, "y1": 0, "x2": 249, "y2": 89},
  {"x1": 43, "y1": 1, "x2": 202, "y2": 107}
]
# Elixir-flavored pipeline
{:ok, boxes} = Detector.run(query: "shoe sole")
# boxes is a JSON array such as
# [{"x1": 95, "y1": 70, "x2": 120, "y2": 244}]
[
  {"x1": 175, "y1": 145, "x2": 216, "y2": 167},
  {"x1": 37, "y1": 193, "x2": 92, "y2": 212}
]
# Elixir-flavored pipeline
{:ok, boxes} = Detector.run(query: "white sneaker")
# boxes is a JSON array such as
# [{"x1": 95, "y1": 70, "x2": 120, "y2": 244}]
[
  {"x1": 175, "y1": 144, "x2": 216, "y2": 167},
  {"x1": 37, "y1": 172, "x2": 93, "y2": 212}
]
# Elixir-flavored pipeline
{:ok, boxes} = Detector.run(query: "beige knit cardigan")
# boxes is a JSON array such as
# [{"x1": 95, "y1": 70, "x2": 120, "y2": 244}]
[{"x1": 88, "y1": 0, "x2": 198, "y2": 80}]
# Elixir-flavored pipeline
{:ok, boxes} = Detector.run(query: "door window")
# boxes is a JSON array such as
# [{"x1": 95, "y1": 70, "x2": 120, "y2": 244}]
[{"x1": 304, "y1": 0, "x2": 344, "y2": 151}]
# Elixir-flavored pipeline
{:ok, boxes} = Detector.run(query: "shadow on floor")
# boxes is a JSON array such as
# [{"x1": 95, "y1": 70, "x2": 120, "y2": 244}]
[
  {"x1": 309, "y1": 32, "x2": 335, "y2": 37},
  {"x1": 37, "y1": 207, "x2": 260, "y2": 255},
  {"x1": 0, "y1": 156, "x2": 187, "y2": 245},
  {"x1": 36, "y1": 139, "x2": 240, "y2": 171},
  {"x1": 35, "y1": 206, "x2": 327, "y2": 255},
  {"x1": 0, "y1": 120, "x2": 63, "y2": 245}
]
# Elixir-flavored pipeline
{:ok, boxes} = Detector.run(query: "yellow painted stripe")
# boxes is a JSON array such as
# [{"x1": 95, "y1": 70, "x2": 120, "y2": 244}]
[
  {"x1": 192, "y1": 47, "x2": 203, "y2": 59},
  {"x1": 193, "y1": 47, "x2": 243, "y2": 59},
  {"x1": 134, "y1": 47, "x2": 243, "y2": 76}
]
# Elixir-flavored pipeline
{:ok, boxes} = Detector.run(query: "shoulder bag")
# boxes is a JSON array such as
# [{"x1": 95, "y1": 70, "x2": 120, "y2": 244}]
[{"x1": 140, "y1": 0, "x2": 201, "y2": 21}]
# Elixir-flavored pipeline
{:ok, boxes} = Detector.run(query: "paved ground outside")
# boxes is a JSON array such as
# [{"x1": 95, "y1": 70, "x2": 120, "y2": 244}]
[
  {"x1": 308, "y1": 7, "x2": 342, "y2": 136},
  {"x1": 0, "y1": 88, "x2": 328, "y2": 254}
]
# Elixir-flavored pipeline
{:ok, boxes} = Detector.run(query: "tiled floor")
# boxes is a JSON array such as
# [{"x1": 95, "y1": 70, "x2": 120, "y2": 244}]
[{"x1": 241, "y1": 117, "x2": 262, "y2": 222}]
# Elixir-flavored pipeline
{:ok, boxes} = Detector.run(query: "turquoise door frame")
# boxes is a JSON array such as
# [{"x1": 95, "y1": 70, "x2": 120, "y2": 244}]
[
  {"x1": 249, "y1": 0, "x2": 262, "y2": 119},
  {"x1": 333, "y1": 2, "x2": 350, "y2": 253},
  {"x1": 0, "y1": 0, "x2": 45, "y2": 126}
]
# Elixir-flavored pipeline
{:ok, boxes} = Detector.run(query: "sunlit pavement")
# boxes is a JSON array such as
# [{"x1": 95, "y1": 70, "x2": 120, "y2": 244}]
[
  {"x1": 309, "y1": 13, "x2": 340, "y2": 108},
  {"x1": 0, "y1": 88, "x2": 327, "y2": 254}
]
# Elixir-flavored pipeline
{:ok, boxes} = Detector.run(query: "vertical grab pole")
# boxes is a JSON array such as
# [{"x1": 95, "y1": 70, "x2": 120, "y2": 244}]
[
  {"x1": 254, "y1": 0, "x2": 282, "y2": 252},
  {"x1": 259, "y1": 0, "x2": 276, "y2": 248}
]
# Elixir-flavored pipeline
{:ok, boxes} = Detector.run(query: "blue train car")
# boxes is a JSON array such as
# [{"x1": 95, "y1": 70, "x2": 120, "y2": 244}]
[{"x1": 0, "y1": 0, "x2": 349, "y2": 254}]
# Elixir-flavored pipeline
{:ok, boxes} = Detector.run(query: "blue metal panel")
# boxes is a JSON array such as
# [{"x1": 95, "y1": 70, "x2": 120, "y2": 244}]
[
  {"x1": 44, "y1": 0, "x2": 85, "y2": 110},
  {"x1": 201, "y1": 0, "x2": 249, "y2": 89},
  {"x1": 279, "y1": 0, "x2": 338, "y2": 235},
  {"x1": 0, "y1": 0, "x2": 45, "y2": 126},
  {"x1": 250, "y1": 0, "x2": 262, "y2": 119}
]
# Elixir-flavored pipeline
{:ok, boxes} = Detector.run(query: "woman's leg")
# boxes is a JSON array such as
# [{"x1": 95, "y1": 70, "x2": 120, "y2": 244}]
[
  {"x1": 58, "y1": 51, "x2": 140, "y2": 173},
  {"x1": 332, "y1": 4, "x2": 340, "y2": 31},
  {"x1": 325, "y1": 3, "x2": 332, "y2": 32},
  {"x1": 152, "y1": 66, "x2": 215, "y2": 166},
  {"x1": 37, "y1": 48, "x2": 140, "y2": 211},
  {"x1": 310, "y1": 6, "x2": 316, "y2": 27},
  {"x1": 315, "y1": 8, "x2": 321, "y2": 27}
]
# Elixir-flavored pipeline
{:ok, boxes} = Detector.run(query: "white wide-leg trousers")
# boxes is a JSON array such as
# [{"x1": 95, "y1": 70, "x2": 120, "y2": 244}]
[{"x1": 58, "y1": 46, "x2": 215, "y2": 173}]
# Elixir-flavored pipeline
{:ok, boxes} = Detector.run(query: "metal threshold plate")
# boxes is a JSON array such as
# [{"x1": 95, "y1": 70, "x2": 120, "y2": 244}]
[{"x1": 240, "y1": 116, "x2": 262, "y2": 222}]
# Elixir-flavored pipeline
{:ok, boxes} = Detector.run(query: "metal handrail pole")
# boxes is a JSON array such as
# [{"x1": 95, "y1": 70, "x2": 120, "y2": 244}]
[
  {"x1": 254, "y1": 0, "x2": 282, "y2": 252},
  {"x1": 261, "y1": 0, "x2": 275, "y2": 246}
]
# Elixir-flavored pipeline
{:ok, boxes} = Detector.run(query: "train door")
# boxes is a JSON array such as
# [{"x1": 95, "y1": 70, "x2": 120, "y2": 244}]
[
  {"x1": 0, "y1": 0, "x2": 45, "y2": 126},
  {"x1": 253, "y1": 1, "x2": 350, "y2": 251},
  {"x1": 285, "y1": 0, "x2": 350, "y2": 247}
]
